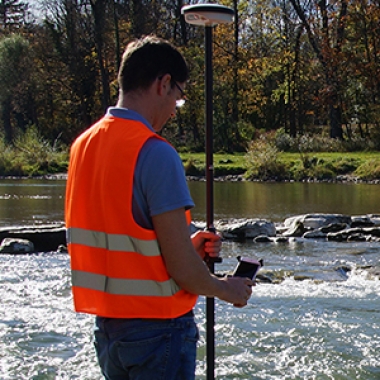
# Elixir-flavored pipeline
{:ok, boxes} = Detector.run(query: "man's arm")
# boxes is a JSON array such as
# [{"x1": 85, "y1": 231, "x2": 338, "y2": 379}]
[{"x1": 152, "y1": 208, "x2": 253, "y2": 306}]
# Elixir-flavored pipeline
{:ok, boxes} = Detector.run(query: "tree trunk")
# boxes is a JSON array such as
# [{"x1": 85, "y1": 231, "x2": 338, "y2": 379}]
[
  {"x1": 288, "y1": 0, "x2": 346, "y2": 140},
  {"x1": 230, "y1": 0, "x2": 241, "y2": 151},
  {"x1": 90, "y1": 0, "x2": 111, "y2": 111},
  {"x1": 178, "y1": 0, "x2": 187, "y2": 45},
  {"x1": 2, "y1": 97, "x2": 12, "y2": 143},
  {"x1": 329, "y1": 103, "x2": 343, "y2": 139},
  {"x1": 113, "y1": 0, "x2": 121, "y2": 72}
]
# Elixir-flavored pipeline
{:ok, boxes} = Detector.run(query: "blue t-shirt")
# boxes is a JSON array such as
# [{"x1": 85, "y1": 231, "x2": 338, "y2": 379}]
[{"x1": 106, "y1": 107, "x2": 194, "y2": 229}]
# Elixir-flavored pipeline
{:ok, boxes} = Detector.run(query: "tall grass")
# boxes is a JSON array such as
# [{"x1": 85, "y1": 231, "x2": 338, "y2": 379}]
[
  {"x1": 274, "y1": 128, "x2": 377, "y2": 153},
  {"x1": 1, "y1": 126, "x2": 380, "y2": 181},
  {"x1": 0, "y1": 127, "x2": 69, "y2": 176},
  {"x1": 245, "y1": 131, "x2": 380, "y2": 181},
  {"x1": 245, "y1": 136, "x2": 287, "y2": 180}
]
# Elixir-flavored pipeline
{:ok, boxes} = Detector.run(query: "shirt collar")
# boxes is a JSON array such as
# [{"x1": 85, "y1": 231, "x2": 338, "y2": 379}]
[{"x1": 106, "y1": 107, "x2": 155, "y2": 133}]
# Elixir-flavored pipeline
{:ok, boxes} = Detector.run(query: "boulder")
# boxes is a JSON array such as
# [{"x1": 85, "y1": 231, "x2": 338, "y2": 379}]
[
  {"x1": 302, "y1": 222, "x2": 347, "y2": 239},
  {"x1": 366, "y1": 266, "x2": 380, "y2": 280},
  {"x1": 254, "y1": 235, "x2": 272, "y2": 243},
  {"x1": 215, "y1": 218, "x2": 276, "y2": 240},
  {"x1": 282, "y1": 220, "x2": 307, "y2": 237},
  {"x1": 320, "y1": 223, "x2": 347, "y2": 233},
  {"x1": 256, "y1": 270, "x2": 286, "y2": 284},
  {"x1": 0, "y1": 224, "x2": 66, "y2": 253},
  {"x1": 0, "y1": 238, "x2": 34, "y2": 253},
  {"x1": 303, "y1": 229, "x2": 327, "y2": 239},
  {"x1": 369, "y1": 215, "x2": 380, "y2": 225},
  {"x1": 327, "y1": 226, "x2": 380, "y2": 241},
  {"x1": 350, "y1": 215, "x2": 375, "y2": 228},
  {"x1": 57, "y1": 244, "x2": 68, "y2": 253},
  {"x1": 273, "y1": 236, "x2": 289, "y2": 243},
  {"x1": 294, "y1": 266, "x2": 350, "y2": 282},
  {"x1": 283, "y1": 214, "x2": 351, "y2": 230},
  {"x1": 347, "y1": 233, "x2": 368, "y2": 242},
  {"x1": 365, "y1": 226, "x2": 380, "y2": 237}
]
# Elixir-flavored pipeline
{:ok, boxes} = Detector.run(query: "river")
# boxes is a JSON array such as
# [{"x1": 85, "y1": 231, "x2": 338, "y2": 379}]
[{"x1": 0, "y1": 179, "x2": 379, "y2": 379}]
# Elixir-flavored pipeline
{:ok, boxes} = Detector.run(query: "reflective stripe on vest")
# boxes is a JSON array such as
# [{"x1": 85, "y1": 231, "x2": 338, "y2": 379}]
[
  {"x1": 71, "y1": 270, "x2": 180, "y2": 296},
  {"x1": 67, "y1": 227, "x2": 160, "y2": 257}
]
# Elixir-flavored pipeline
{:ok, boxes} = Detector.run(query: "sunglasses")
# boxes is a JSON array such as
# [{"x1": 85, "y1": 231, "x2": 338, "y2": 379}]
[{"x1": 173, "y1": 82, "x2": 187, "y2": 108}]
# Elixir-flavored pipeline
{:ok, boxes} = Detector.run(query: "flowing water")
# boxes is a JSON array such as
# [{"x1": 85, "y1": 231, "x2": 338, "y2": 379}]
[{"x1": 1, "y1": 179, "x2": 380, "y2": 379}]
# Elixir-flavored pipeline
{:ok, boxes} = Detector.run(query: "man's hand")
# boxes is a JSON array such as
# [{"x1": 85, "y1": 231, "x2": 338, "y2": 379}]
[
  {"x1": 191, "y1": 230, "x2": 222, "y2": 260},
  {"x1": 153, "y1": 208, "x2": 254, "y2": 307}
]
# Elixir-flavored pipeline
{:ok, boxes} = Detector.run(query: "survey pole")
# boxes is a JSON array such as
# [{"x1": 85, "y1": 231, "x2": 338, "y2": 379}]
[{"x1": 181, "y1": 5, "x2": 234, "y2": 380}]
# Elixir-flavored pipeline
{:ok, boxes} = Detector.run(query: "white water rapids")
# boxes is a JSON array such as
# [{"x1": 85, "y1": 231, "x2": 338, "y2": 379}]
[{"x1": 1, "y1": 239, "x2": 379, "y2": 380}]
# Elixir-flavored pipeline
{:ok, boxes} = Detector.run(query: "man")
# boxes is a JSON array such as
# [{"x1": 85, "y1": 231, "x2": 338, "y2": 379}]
[{"x1": 65, "y1": 35, "x2": 253, "y2": 380}]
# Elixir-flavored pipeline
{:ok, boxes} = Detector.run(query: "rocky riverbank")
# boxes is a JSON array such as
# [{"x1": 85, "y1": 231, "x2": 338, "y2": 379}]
[
  {"x1": 1, "y1": 213, "x2": 379, "y2": 283},
  {"x1": 190, "y1": 213, "x2": 380, "y2": 242},
  {"x1": 2, "y1": 172, "x2": 380, "y2": 184},
  {"x1": 199, "y1": 213, "x2": 380, "y2": 283},
  {"x1": 1, "y1": 212, "x2": 379, "y2": 246},
  {"x1": 187, "y1": 174, "x2": 380, "y2": 184}
]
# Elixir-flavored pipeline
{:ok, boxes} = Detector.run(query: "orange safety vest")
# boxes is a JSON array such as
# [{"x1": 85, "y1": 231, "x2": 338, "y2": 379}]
[{"x1": 65, "y1": 116, "x2": 197, "y2": 318}]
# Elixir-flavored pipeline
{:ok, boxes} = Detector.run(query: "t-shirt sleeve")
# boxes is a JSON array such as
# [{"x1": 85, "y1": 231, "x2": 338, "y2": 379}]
[{"x1": 133, "y1": 138, "x2": 194, "y2": 225}]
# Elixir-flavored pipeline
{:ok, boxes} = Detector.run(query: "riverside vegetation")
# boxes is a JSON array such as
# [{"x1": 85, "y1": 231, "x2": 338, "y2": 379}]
[
  {"x1": 183, "y1": 129, "x2": 380, "y2": 182},
  {"x1": 1, "y1": 128, "x2": 380, "y2": 182}
]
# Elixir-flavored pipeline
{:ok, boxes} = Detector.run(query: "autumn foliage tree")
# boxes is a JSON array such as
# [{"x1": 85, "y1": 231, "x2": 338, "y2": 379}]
[{"x1": 0, "y1": 0, "x2": 378, "y2": 151}]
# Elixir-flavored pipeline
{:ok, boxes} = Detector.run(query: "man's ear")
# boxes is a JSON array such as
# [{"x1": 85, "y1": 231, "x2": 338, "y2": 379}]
[{"x1": 157, "y1": 73, "x2": 172, "y2": 96}]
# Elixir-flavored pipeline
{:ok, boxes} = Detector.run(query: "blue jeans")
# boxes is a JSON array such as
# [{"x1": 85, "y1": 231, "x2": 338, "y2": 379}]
[{"x1": 94, "y1": 312, "x2": 199, "y2": 380}]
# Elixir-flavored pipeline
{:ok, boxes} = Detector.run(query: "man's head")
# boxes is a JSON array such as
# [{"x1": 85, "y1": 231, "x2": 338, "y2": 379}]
[{"x1": 118, "y1": 35, "x2": 189, "y2": 95}]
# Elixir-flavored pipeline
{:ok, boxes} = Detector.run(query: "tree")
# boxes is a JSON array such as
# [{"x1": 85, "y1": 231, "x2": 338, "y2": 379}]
[
  {"x1": 42, "y1": 0, "x2": 99, "y2": 140},
  {"x1": 288, "y1": 0, "x2": 348, "y2": 139},
  {"x1": 0, "y1": 0, "x2": 377, "y2": 151},
  {"x1": 89, "y1": 0, "x2": 112, "y2": 111},
  {"x1": 0, "y1": 34, "x2": 32, "y2": 142},
  {"x1": 343, "y1": 0, "x2": 380, "y2": 137}
]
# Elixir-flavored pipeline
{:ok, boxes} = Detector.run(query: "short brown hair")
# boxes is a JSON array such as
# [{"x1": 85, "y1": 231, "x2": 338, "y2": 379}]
[{"x1": 118, "y1": 35, "x2": 189, "y2": 93}]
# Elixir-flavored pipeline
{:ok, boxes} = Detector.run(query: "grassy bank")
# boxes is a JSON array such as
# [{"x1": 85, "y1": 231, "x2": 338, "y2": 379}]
[
  {"x1": 181, "y1": 151, "x2": 380, "y2": 181},
  {"x1": 181, "y1": 153, "x2": 247, "y2": 177},
  {"x1": 0, "y1": 128, "x2": 69, "y2": 177},
  {"x1": 1, "y1": 128, "x2": 380, "y2": 181}
]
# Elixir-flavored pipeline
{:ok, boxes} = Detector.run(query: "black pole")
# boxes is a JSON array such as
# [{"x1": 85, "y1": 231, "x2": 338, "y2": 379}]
[
  {"x1": 205, "y1": 25, "x2": 216, "y2": 380},
  {"x1": 205, "y1": 26, "x2": 214, "y2": 234},
  {"x1": 180, "y1": 7, "x2": 234, "y2": 380}
]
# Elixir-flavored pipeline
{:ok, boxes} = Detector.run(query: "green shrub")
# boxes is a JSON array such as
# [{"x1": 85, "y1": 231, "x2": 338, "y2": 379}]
[
  {"x1": 245, "y1": 136, "x2": 287, "y2": 180},
  {"x1": 341, "y1": 137, "x2": 375, "y2": 152},
  {"x1": 307, "y1": 165, "x2": 335, "y2": 180},
  {"x1": 274, "y1": 129, "x2": 377, "y2": 153},
  {"x1": 283, "y1": 155, "x2": 362, "y2": 181},
  {"x1": 184, "y1": 158, "x2": 204, "y2": 176},
  {"x1": 0, "y1": 127, "x2": 69, "y2": 176},
  {"x1": 237, "y1": 120, "x2": 256, "y2": 147},
  {"x1": 328, "y1": 157, "x2": 360, "y2": 174},
  {"x1": 354, "y1": 159, "x2": 380, "y2": 180},
  {"x1": 0, "y1": 138, "x2": 15, "y2": 174},
  {"x1": 275, "y1": 128, "x2": 293, "y2": 151}
]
